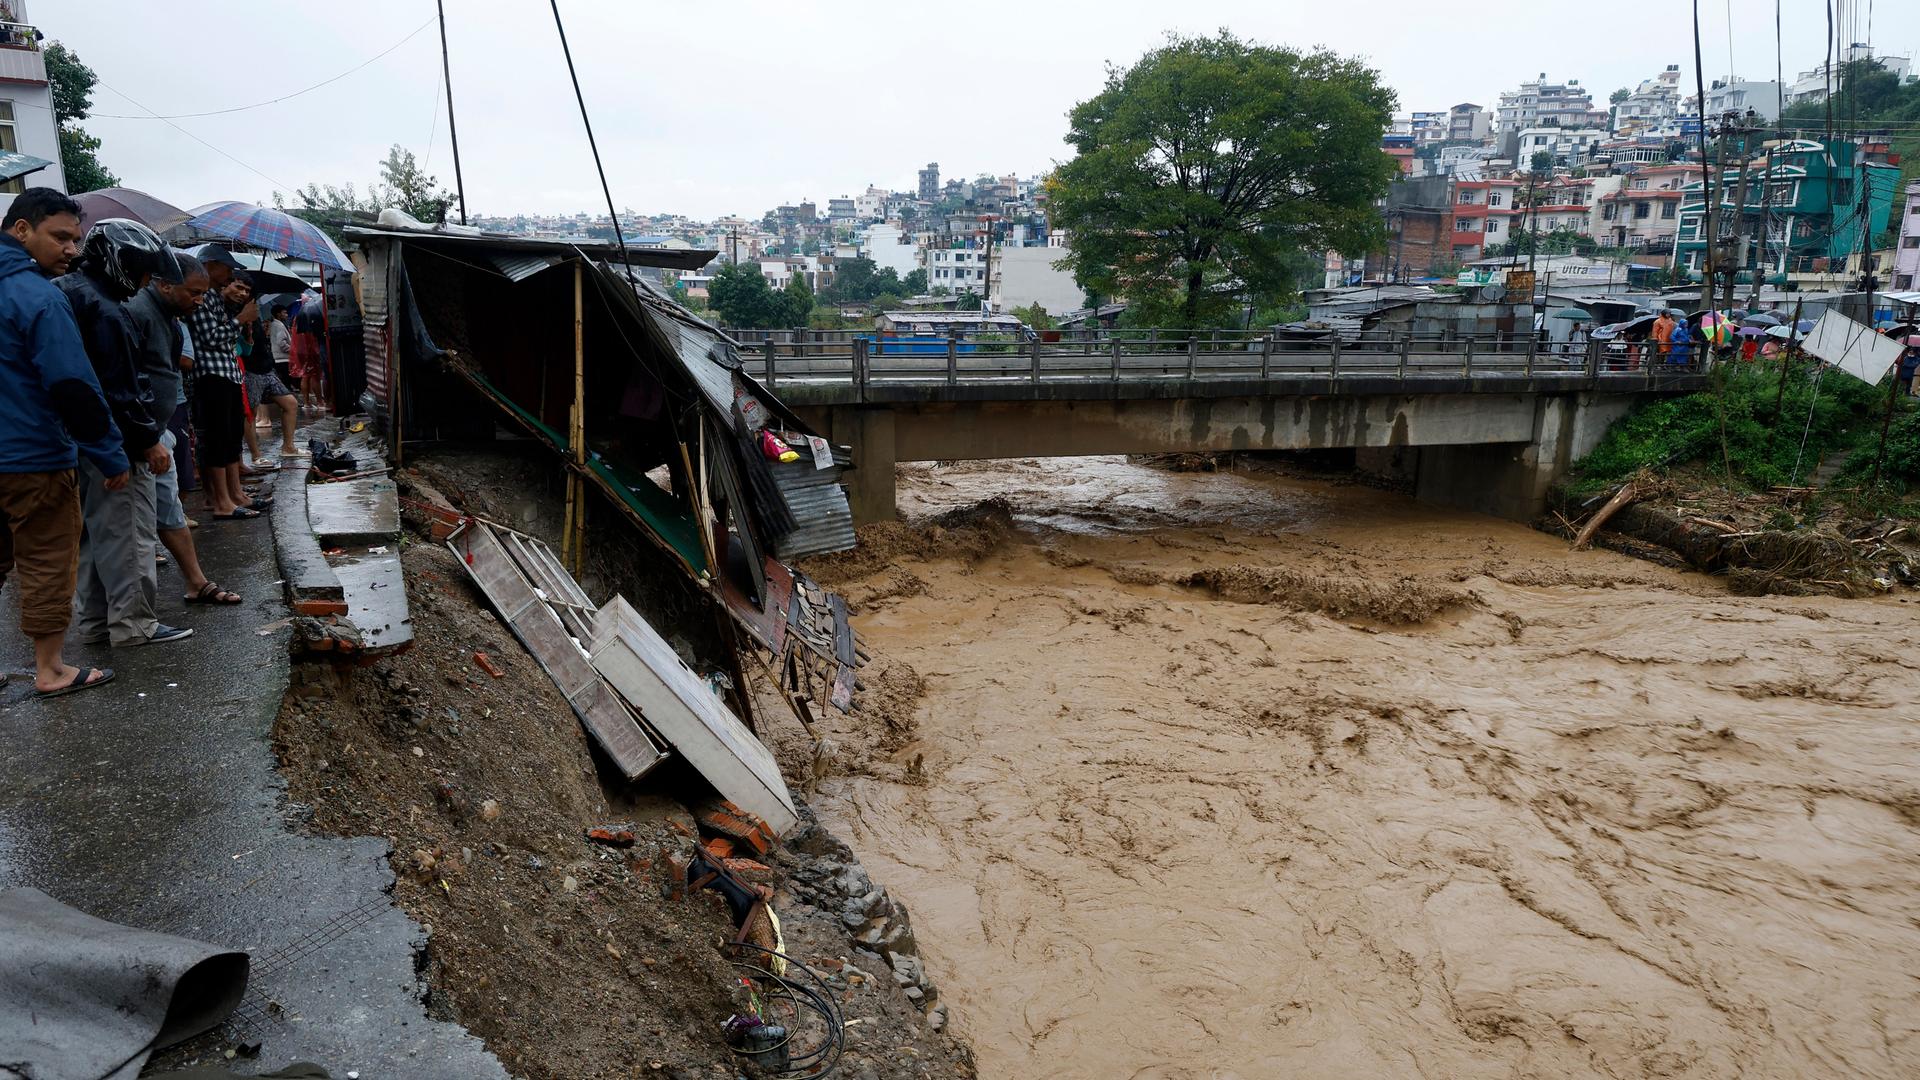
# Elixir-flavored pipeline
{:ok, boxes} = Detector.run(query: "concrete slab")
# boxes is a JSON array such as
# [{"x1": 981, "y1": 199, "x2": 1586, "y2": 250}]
[
  {"x1": 0, "y1": 513, "x2": 504, "y2": 1077},
  {"x1": 270, "y1": 460, "x2": 343, "y2": 616},
  {"x1": 306, "y1": 477, "x2": 401, "y2": 547},
  {"x1": 328, "y1": 551, "x2": 413, "y2": 653}
]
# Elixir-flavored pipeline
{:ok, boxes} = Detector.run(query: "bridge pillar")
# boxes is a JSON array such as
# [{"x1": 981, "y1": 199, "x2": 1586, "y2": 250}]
[
  {"x1": 827, "y1": 406, "x2": 898, "y2": 526},
  {"x1": 1413, "y1": 392, "x2": 1635, "y2": 520}
]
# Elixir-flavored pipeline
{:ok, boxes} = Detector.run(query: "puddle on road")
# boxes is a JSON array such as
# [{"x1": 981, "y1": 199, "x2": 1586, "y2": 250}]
[{"x1": 813, "y1": 456, "x2": 1920, "y2": 1079}]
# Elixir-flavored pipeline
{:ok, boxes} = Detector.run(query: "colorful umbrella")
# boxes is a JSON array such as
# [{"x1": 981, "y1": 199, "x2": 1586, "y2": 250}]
[
  {"x1": 184, "y1": 201, "x2": 351, "y2": 272},
  {"x1": 73, "y1": 187, "x2": 191, "y2": 232}
]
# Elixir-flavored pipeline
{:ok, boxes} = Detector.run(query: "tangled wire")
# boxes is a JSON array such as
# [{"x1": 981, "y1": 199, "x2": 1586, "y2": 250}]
[{"x1": 725, "y1": 941, "x2": 846, "y2": 1077}]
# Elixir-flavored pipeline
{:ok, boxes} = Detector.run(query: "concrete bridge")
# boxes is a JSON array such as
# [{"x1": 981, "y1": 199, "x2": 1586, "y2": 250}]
[{"x1": 735, "y1": 330, "x2": 1704, "y2": 524}]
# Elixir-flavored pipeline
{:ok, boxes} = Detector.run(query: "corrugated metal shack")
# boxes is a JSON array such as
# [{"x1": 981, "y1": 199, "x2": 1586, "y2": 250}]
[
  {"x1": 1304, "y1": 284, "x2": 1523, "y2": 341},
  {"x1": 349, "y1": 223, "x2": 861, "y2": 737}
]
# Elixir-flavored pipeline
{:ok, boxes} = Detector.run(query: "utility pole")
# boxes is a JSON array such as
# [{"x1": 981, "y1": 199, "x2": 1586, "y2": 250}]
[
  {"x1": 1705, "y1": 121, "x2": 1729, "y2": 313},
  {"x1": 980, "y1": 228, "x2": 994, "y2": 311},
  {"x1": 1748, "y1": 138, "x2": 1776, "y2": 311},
  {"x1": 435, "y1": 0, "x2": 468, "y2": 225},
  {"x1": 1721, "y1": 110, "x2": 1760, "y2": 317}
]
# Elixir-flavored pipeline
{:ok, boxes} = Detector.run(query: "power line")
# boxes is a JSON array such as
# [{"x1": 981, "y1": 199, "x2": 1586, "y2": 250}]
[
  {"x1": 93, "y1": 77, "x2": 302, "y2": 198},
  {"x1": 547, "y1": 0, "x2": 636, "y2": 284},
  {"x1": 82, "y1": 18, "x2": 435, "y2": 120}
]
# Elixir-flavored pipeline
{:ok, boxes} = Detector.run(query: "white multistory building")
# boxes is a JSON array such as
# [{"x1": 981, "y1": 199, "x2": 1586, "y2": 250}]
[
  {"x1": 1496, "y1": 74, "x2": 1608, "y2": 133},
  {"x1": 1612, "y1": 65, "x2": 1684, "y2": 136},
  {"x1": 0, "y1": 2, "x2": 68, "y2": 210},
  {"x1": 1787, "y1": 44, "x2": 1913, "y2": 106}
]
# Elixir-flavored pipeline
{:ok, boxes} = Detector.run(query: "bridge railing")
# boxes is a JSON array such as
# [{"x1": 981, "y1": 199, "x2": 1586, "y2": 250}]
[{"x1": 729, "y1": 328, "x2": 1703, "y2": 392}]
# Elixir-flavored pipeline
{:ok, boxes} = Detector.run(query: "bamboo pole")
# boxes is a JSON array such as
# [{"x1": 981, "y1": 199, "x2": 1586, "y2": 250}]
[{"x1": 569, "y1": 260, "x2": 587, "y2": 572}]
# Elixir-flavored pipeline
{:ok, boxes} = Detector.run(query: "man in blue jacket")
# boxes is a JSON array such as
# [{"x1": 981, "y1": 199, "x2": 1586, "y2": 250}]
[{"x1": 0, "y1": 188, "x2": 129, "y2": 697}]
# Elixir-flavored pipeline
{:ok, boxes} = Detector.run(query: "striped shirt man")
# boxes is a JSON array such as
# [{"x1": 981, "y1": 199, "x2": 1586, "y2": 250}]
[{"x1": 186, "y1": 296, "x2": 243, "y2": 383}]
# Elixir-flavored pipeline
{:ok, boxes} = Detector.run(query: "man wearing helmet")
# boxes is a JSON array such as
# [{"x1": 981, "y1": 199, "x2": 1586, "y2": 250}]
[
  {"x1": 55, "y1": 216, "x2": 193, "y2": 648},
  {"x1": 0, "y1": 188, "x2": 128, "y2": 696}
]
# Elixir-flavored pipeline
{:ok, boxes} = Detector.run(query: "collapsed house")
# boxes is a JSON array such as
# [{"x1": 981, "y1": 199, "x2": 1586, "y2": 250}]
[{"x1": 347, "y1": 222, "x2": 860, "y2": 836}]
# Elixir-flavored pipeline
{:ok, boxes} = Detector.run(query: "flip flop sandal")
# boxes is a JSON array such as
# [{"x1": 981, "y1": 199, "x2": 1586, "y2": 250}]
[
  {"x1": 246, "y1": 497, "x2": 275, "y2": 510},
  {"x1": 219, "y1": 507, "x2": 263, "y2": 520},
  {"x1": 186, "y1": 581, "x2": 243, "y2": 605},
  {"x1": 36, "y1": 667, "x2": 114, "y2": 699}
]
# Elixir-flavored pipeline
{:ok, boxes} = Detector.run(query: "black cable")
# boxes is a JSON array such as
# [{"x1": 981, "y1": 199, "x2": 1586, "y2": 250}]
[
  {"x1": 547, "y1": 0, "x2": 639, "y2": 289},
  {"x1": 725, "y1": 942, "x2": 848, "y2": 1076}
]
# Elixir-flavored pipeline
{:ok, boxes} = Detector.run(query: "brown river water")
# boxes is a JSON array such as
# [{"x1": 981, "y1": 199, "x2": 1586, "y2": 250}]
[{"x1": 810, "y1": 455, "x2": 1920, "y2": 1080}]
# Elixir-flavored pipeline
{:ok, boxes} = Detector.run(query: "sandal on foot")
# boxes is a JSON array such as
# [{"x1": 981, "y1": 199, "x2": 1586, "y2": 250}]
[
  {"x1": 186, "y1": 581, "x2": 243, "y2": 605},
  {"x1": 36, "y1": 667, "x2": 114, "y2": 699},
  {"x1": 218, "y1": 507, "x2": 262, "y2": 520}
]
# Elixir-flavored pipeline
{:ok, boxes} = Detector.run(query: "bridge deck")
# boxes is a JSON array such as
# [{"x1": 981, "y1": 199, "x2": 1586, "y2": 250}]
[{"x1": 741, "y1": 338, "x2": 1708, "y2": 405}]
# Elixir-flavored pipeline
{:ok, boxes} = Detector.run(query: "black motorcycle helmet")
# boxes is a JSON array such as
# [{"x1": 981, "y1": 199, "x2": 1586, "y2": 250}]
[{"x1": 81, "y1": 218, "x2": 182, "y2": 300}]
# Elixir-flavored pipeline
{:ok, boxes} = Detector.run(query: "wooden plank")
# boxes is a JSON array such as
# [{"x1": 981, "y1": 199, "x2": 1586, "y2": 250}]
[
  {"x1": 590, "y1": 595, "x2": 799, "y2": 836},
  {"x1": 453, "y1": 524, "x2": 664, "y2": 780},
  {"x1": 829, "y1": 594, "x2": 855, "y2": 667}
]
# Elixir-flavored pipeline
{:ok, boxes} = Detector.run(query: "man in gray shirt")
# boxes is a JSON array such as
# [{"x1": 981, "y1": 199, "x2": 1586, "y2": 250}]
[{"x1": 126, "y1": 251, "x2": 240, "y2": 605}]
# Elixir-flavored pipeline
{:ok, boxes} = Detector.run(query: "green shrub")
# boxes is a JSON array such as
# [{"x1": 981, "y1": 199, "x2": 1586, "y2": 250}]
[{"x1": 1573, "y1": 360, "x2": 1890, "y2": 492}]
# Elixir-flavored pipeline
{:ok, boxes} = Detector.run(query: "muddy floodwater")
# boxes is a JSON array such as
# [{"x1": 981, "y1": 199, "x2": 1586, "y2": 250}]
[{"x1": 811, "y1": 456, "x2": 1920, "y2": 1080}]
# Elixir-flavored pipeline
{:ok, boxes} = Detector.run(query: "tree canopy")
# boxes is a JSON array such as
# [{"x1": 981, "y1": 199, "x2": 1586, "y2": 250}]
[
  {"x1": 821, "y1": 256, "x2": 907, "y2": 304},
  {"x1": 277, "y1": 144, "x2": 453, "y2": 241},
  {"x1": 44, "y1": 42, "x2": 118, "y2": 193},
  {"x1": 709, "y1": 261, "x2": 814, "y2": 328},
  {"x1": 1778, "y1": 59, "x2": 1920, "y2": 189},
  {"x1": 1047, "y1": 32, "x2": 1396, "y2": 328}
]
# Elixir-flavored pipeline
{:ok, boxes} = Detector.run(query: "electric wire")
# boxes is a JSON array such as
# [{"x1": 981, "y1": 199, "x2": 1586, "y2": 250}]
[
  {"x1": 79, "y1": 17, "x2": 435, "y2": 120},
  {"x1": 546, "y1": 0, "x2": 638, "y2": 287},
  {"x1": 93, "y1": 77, "x2": 302, "y2": 198}
]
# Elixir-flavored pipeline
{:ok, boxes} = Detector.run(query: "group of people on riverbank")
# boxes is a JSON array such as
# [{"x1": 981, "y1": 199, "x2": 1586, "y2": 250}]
[{"x1": 0, "y1": 188, "x2": 327, "y2": 698}]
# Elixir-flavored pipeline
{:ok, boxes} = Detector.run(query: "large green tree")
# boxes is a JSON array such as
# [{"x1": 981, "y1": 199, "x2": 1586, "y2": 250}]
[
  {"x1": 709, "y1": 260, "x2": 786, "y2": 328},
  {"x1": 376, "y1": 144, "x2": 452, "y2": 223},
  {"x1": 277, "y1": 144, "x2": 452, "y2": 241},
  {"x1": 782, "y1": 273, "x2": 815, "y2": 325},
  {"x1": 821, "y1": 255, "x2": 906, "y2": 304},
  {"x1": 44, "y1": 42, "x2": 118, "y2": 193},
  {"x1": 1048, "y1": 32, "x2": 1396, "y2": 328}
]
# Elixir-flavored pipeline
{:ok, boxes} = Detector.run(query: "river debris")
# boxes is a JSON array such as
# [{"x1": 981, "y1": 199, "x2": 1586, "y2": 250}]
[
  {"x1": 1553, "y1": 472, "x2": 1920, "y2": 596},
  {"x1": 1171, "y1": 564, "x2": 1475, "y2": 624}
]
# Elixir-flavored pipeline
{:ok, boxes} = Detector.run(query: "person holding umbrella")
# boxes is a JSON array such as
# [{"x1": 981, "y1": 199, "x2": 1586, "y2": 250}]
[
  {"x1": 185, "y1": 260, "x2": 263, "y2": 519},
  {"x1": 237, "y1": 295, "x2": 303, "y2": 463}
]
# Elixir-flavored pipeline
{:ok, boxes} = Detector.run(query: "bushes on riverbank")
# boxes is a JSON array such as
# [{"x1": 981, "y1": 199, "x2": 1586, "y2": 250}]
[{"x1": 1573, "y1": 360, "x2": 1908, "y2": 497}]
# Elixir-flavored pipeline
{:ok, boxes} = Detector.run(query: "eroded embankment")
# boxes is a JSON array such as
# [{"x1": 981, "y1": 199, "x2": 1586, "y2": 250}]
[{"x1": 805, "y1": 456, "x2": 1920, "y2": 1080}]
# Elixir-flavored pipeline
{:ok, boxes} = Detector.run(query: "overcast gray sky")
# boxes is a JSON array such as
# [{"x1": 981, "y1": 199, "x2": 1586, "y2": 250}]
[{"x1": 53, "y1": 0, "x2": 1920, "y2": 221}]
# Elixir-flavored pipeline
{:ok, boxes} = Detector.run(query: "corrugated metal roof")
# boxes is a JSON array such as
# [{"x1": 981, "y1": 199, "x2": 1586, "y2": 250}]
[
  {"x1": 491, "y1": 251, "x2": 563, "y2": 282},
  {"x1": 767, "y1": 459, "x2": 855, "y2": 559}
]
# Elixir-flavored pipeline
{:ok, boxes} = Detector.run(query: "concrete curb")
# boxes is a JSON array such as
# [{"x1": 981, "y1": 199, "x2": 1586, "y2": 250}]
[{"x1": 270, "y1": 457, "x2": 348, "y2": 617}]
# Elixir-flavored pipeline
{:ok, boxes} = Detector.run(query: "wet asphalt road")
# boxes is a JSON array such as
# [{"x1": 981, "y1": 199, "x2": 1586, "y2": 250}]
[{"x1": 0, "y1": 477, "x2": 505, "y2": 1077}]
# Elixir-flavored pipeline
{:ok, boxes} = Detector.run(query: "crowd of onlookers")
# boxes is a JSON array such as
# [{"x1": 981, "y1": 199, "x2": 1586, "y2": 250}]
[{"x1": 0, "y1": 187, "x2": 328, "y2": 698}]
